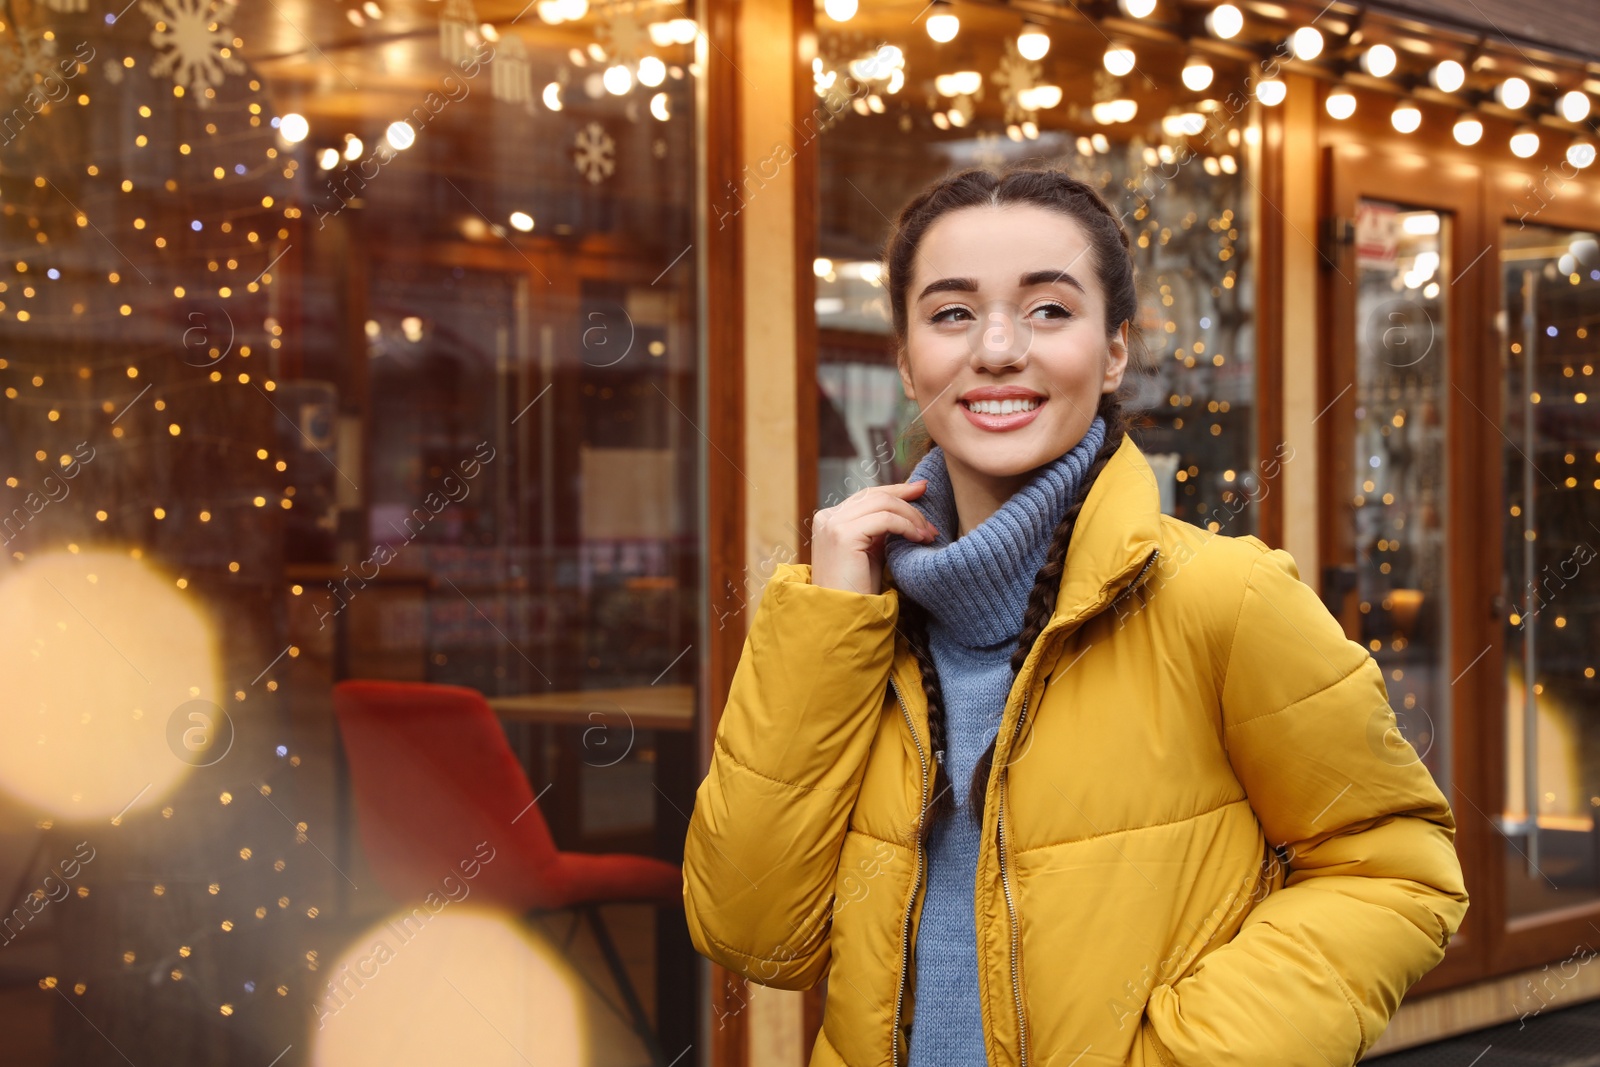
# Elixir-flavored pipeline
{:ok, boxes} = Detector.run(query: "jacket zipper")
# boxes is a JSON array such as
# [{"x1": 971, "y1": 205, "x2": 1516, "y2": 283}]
[
  {"x1": 889, "y1": 674, "x2": 927, "y2": 1067},
  {"x1": 995, "y1": 546, "x2": 1160, "y2": 1067},
  {"x1": 998, "y1": 689, "x2": 1031, "y2": 1067}
]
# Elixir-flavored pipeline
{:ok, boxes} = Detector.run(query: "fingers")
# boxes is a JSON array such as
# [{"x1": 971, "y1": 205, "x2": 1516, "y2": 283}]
[{"x1": 827, "y1": 487, "x2": 939, "y2": 542}]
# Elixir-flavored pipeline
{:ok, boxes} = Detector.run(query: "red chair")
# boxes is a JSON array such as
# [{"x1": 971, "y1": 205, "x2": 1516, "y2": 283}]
[{"x1": 332, "y1": 679, "x2": 681, "y2": 1067}]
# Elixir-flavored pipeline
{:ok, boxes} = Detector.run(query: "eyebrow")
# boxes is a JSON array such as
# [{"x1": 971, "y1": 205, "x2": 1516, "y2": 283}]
[{"x1": 915, "y1": 268, "x2": 1085, "y2": 302}]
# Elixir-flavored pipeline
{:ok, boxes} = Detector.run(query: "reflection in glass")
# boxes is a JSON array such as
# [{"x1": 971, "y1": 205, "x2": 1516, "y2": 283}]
[
  {"x1": 1500, "y1": 223, "x2": 1600, "y2": 919},
  {"x1": 1350, "y1": 202, "x2": 1451, "y2": 798},
  {"x1": 0, "y1": 2, "x2": 700, "y2": 1062}
]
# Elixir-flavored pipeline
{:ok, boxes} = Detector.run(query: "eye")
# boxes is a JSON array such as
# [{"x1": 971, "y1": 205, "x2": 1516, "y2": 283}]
[
  {"x1": 929, "y1": 303, "x2": 974, "y2": 324},
  {"x1": 1029, "y1": 301, "x2": 1072, "y2": 320}
]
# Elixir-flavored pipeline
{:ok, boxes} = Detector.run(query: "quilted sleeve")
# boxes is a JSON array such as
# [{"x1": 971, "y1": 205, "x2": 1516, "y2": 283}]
[
  {"x1": 682, "y1": 561, "x2": 900, "y2": 991},
  {"x1": 1140, "y1": 545, "x2": 1469, "y2": 1066}
]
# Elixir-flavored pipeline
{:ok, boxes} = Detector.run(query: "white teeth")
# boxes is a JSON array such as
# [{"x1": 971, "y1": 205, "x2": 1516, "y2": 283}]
[{"x1": 965, "y1": 397, "x2": 1041, "y2": 415}]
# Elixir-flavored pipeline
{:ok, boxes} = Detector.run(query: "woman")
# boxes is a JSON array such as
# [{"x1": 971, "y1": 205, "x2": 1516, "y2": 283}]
[{"x1": 681, "y1": 166, "x2": 1468, "y2": 1067}]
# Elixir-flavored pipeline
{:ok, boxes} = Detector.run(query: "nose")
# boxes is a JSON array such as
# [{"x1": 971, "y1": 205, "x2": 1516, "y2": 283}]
[{"x1": 967, "y1": 301, "x2": 1033, "y2": 369}]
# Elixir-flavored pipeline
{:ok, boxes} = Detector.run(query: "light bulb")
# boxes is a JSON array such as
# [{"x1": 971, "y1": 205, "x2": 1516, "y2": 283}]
[
  {"x1": 385, "y1": 120, "x2": 415, "y2": 150},
  {"x1": 1103, "y1": 44, "x2": 1137, "y2": 77},
  {"x1": 1118, "y1": 0, "x2": 1157, "y2": 16},
  {"x1": 1182, "y1": 56, "x2": 1214, "y2": 91},
  {"x1": 278, "y1": 113, "x2": 308, "y2": 143},
  {"x1": 1391, "y1": 103, "x2": 1421, "y2": 133},
  {"x1": 650, "y1": 92, "x2": 670, "y2": 121},
  {"x1": 1017, "y1": 22, "x2": 1049, "y2": 61},
  {"x1": 603, "y1": 63, "x2": 632, "y2": 94},
  {"x1": 1290, "y1": 27, "x2": 1323, "y2": 61},
  {"x1": 1429, "y1": 60, "x2": 1465, "y2": 93},
  {"x1": 822, "y1": 0, "x2": 858, "y2": 22},
  {"x1": 509, "y1": 211, "x2": 535, "y2": 232},
  {"x1": 1497, "y1": 76, "x2": 1530, "y2": 110},
  {"x1": 926, "y1": 1, "x2": 958, "y2": 43},
  {"x1": 1255, "y1": 78, "x2": 1286, "y2": 106},
  {"x1": 1205, "y1": 3, "x2": 1242, "y2": 39},
  {"x1": 1360, "y1": 44, "x2": 1396, "y2": 78},
  {"x1": 1452, "y1": 115, "x2": 1482, "y2": 145},
  {"x1": 1325, "y1": 89, "x2": 1356, "y2": 120},
  {"x1": 1509, "y1": 127, "x2": 1540, "y2": 157},
  {"x1": 637, "y1": 55, "x2": 666, "y2": 86},
  {"x1": 1568, "y1": 140, "x2": 1596, "y2": 169},
  {"x1": 1559, "y1": 90, "x2": 1591, "y2": 123}
]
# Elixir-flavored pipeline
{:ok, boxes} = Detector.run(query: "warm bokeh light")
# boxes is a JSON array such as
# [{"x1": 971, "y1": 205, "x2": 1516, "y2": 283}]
[
  {"x1": 1361, "y1": 44, "x2": 1397, "y2": 78},
  {"x1": 0, "y1": 551, "x2": 220, "y2": 819},
  {"x1": 1205, "y1": 3, "x2": 1242, "y2": 39},
  {"x1": 311, "y1": 910, "x2": 584, "y2": 1067}
]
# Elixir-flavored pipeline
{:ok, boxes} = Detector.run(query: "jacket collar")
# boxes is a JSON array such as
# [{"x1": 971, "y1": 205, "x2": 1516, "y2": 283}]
[{"x1": 1043, "y1": 432, "x2": 1165, "y2": 636}]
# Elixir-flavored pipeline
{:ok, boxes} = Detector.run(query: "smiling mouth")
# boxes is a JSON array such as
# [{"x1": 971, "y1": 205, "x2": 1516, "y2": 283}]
[{"x1": 960, "y1": 397, "x2": 1044, "y2": 415}]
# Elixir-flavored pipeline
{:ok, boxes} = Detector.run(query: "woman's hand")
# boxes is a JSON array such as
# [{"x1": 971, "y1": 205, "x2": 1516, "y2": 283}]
[{"x1": 810, "y1": 480, "x2": 940, "y2": 595}]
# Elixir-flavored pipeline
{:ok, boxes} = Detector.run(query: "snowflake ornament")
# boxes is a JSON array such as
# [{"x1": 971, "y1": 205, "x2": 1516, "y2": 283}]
[
  {"x1": 140, "y1": 0, "x2": 246, "y2": 105},
  {"x1": 991, "y1": 39, "x2": 1041, "y2": 125},
  {"x1": 597, "y1": 2, "x2": 647, "y2": 67},
  {"x1": 574, "y1": 122, "x2": 615, "y2": 183},
  {"x1": 1, "y1": 25, "x2": 58, "y2": 96}
]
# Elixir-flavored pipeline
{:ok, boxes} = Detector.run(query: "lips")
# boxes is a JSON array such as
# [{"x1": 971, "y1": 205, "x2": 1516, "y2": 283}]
[{"x1": 958, "y1": 395, "x2": 1046, "y2": 432}]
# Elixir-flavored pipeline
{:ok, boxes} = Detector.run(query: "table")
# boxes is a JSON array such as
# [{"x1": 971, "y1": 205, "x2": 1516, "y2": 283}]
[{"x1": 489, "y1": 684, "x2": 695, "y2": 732}]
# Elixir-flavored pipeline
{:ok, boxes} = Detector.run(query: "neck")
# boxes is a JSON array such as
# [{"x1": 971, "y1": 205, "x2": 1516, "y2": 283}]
[{"x1": 943, "y1": 451, "x2": 1034, "y2": 538}]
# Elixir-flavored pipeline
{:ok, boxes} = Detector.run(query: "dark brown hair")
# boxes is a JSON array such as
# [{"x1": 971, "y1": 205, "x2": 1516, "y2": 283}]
[{"x1": 880, "y1": 165, "x2": 1142, "y2": 842}]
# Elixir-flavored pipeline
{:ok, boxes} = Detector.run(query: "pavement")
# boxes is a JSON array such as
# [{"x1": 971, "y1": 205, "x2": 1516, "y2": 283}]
[{"x1": 1365, "y1": 997, "x2": 1600, "y2": 1065}]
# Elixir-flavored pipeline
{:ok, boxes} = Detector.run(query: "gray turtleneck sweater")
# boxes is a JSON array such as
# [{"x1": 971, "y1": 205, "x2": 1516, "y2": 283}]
[{"x1": 883, "y1": 415, "x2": 1106, "y2": 1067}]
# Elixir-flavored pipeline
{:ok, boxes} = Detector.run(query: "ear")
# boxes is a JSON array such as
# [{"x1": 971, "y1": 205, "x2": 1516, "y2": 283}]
[
  {"x1": 898, "y1": 351, "x2": 916, "y2": 401},
  {"x1": 1103, "y1": 321, "x2": 1130, "y2": 393}
]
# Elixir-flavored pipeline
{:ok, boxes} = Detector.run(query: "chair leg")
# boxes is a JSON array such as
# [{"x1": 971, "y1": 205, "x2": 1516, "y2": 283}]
[{"x1": 583, "y1": 903, "x2": 669, "y2": 1067}]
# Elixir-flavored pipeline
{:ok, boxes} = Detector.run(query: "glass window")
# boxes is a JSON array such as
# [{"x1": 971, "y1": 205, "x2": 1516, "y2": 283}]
[
  {"x1": 0, "y1": 2, "x2": 701, "y2": 1062},
  {"x1": 1500, "y1": 223, "x2": 1600, "y2": 919},
  {"x1": 1347, "y1": 202, "x2": 1452, "y2": 798},
  {"x1": 814, "y1": 9, "x2": 1258, "y2": 530}
]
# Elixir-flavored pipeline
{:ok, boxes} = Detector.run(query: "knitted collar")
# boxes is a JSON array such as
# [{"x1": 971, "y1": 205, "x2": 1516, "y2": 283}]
[{"x1": 884, "y1": 415, "x2": 1107, "y2": 650}]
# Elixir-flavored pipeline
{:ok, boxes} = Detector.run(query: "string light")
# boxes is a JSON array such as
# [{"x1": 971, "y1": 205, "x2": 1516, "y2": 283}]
[
  {"x1": 1255, "y1": 79, "x2": 1286, "y2": 106},
  {"x1": 1453, "y1": 115, "x2": 1484, "y2": 145},
  {"x1": 1017, "y1": 22, "x2": 1050, "y2": 61},
  {"x1": 925, "y1": 0, "x2": 958, "y2": 43},
  {"x1": 1325, "y1": 88, "x2": 1356, "y2": 120},
  {"x1": 1103, "y1": 43, "x2": 1137, "y2": 77},
  {"x1": 1559, "y1": 90, "x2": 1591, "y2": 123},
  {"x1": 1429, "y1": 60, "x2": 1465, "y2": 93},
  {"x1": 822, "y1": 0, "x2": 858, "y2": 22},
  {"x1": 1497, "y1": 76, "x2": 1531, "y2": 110},
  {"x1": 1569, "y1": 139, "x2": 1597, "y2": 169},
  {"x1": 1289, "y1": 27, "x2": 1324, "y2": 61},
  {"x1": 1205, "y1": 3, "x2": 1243, "y2": 39},
  {"x1": 1361, "y1": 44, "x2": 1397, "y2": 78},
  {"x1": 1182, "y1": 56, "x2": 1214, "y2": 92},
  {"x1": 1391, "y1": 102, "x2": 1422, "y2": 133},
  {"x1": 1117, "y1": 0, "x2": 1157, "y2": 17},
  {"x1": 1510, "y1": 126, "x2": 1541, "y2": 157}
]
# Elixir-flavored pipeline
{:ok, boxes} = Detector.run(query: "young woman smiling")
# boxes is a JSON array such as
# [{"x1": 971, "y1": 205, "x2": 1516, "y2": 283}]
[{"x1": 682, "y1": 166, "x2": 1468, "y2": 1067}]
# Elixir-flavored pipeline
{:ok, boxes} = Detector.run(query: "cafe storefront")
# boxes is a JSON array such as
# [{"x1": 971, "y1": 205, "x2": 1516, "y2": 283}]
[{"x1": 0, "y1": 0, "x2": 1596, "y2": 1064}]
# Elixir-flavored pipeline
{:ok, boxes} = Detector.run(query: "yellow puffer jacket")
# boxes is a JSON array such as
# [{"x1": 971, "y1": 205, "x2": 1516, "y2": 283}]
[{"x1": 683, "y1": 435, "x2": 1469, "y2": 1067}]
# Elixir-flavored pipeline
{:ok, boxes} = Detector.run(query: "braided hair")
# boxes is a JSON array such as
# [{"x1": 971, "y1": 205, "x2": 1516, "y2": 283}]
[{"x1": 879, "y1": 165, "x2": 1145, "y2": 843}]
